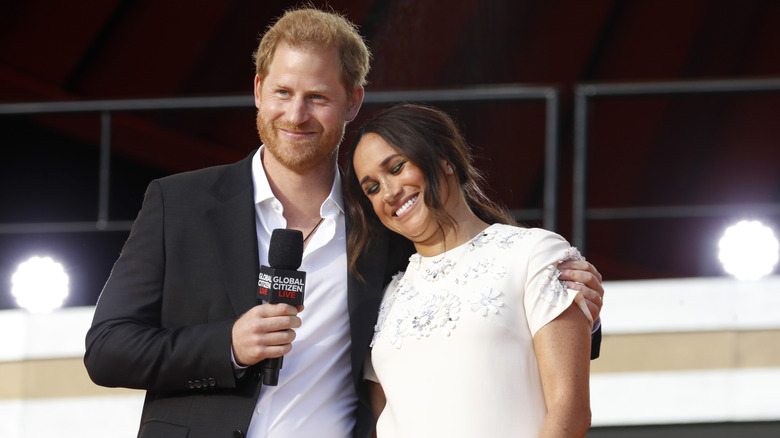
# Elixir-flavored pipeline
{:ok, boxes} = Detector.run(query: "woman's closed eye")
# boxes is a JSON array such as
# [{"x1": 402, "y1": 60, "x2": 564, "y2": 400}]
[
  {"x1": 390, "y1": 161, "x2": 405, "y2": 174},
  {"x1": 360, "y1": 159, "x2": 407, "y2": 196},
  {"x1": 364, "y1": 182, "x2": 380, "y2": 196}
]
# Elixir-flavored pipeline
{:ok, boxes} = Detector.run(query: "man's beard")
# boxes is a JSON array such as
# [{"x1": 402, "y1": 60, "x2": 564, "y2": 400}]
[{"x1": 256, "y1": 112, "x2": 345, "y2": 173}]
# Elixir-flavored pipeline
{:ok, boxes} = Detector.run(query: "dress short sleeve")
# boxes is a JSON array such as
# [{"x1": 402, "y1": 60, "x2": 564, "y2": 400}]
[{"x1": 523, "y1": 230, "x2": 593, "y2": 336}]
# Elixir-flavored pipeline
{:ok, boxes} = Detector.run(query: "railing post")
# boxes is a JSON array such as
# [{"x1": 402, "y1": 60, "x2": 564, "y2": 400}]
[
  {"x1": 543, "y1": 89, "x2": 560, "y2": 232},
  {"x1": 97, "y1": 111, "x2": 112, "y2": 230},
  {"x1": 572, "y1": 86, "x2": 592, "y2": 253}
]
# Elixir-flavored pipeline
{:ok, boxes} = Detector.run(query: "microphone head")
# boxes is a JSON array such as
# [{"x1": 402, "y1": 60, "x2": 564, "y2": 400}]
[{"x1": 268, "y1": 228, "x2": 304, "y2": 270}]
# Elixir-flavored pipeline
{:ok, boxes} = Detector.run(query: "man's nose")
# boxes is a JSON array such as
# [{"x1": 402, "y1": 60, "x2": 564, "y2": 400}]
[{"x1": 285, "y1": 97, "x2": 310, "y2": 125}]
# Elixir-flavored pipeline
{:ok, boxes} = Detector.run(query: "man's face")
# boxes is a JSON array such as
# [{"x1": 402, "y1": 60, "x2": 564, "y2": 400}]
[{"x1": 254, "y1": 43, "x2": 362, "y2": 172}]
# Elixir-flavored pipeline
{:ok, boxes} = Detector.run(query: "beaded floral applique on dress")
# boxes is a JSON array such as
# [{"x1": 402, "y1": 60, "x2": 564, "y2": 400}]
[
  {"x1": 419, "y1": 255, "x2": 455, "y2": 282},
  {"x1": 467, "y1": 287, "x2": 504, "y2": 316},
  {"x1": 370, "y1": 281, "x2": 461, "y2": 348},
  {"x1": 373, "y1": 226, "x2": 528, "y2": 348},
  {"x1": 539, "y1": 247, "x2": 584, "y2": 306},
  {"x1": 372, "y1": 226, "x2": 583, "y2": 349}
]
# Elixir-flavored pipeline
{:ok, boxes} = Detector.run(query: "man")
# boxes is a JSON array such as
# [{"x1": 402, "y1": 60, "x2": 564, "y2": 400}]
[{"x1": 84, "y1": 7, "x2": 604, "y2": 438}]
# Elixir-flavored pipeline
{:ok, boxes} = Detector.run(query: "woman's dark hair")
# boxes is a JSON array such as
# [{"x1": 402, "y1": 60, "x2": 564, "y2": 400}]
[{"x1": 344, "y1": 103, "x2": 517, "y2": 279}]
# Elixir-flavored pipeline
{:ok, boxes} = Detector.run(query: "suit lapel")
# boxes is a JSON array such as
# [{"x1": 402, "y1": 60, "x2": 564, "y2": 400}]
[{"x1": 205, "y1": 152, "x2": 260, "y2": 317}]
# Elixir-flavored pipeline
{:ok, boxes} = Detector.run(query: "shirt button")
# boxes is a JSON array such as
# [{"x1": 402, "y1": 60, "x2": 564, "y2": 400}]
[{"x1": 256, "y1": 406, "x2": 263, "y2": 414}]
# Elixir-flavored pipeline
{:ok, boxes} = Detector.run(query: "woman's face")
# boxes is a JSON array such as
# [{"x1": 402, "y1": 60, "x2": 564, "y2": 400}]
[{"x1": 352, "y1": 132, "x2": 440, "y2": 244}]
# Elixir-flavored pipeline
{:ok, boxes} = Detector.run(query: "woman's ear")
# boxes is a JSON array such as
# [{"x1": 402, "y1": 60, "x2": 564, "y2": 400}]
[{"x1": 441, "y1": 159, "x2": 455, "y2": 175}]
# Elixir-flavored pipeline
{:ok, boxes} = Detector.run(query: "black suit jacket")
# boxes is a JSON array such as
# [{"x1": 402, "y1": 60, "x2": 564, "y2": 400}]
[{"x1": 84, "y1": 152, "x2": 410, "y2": 438}]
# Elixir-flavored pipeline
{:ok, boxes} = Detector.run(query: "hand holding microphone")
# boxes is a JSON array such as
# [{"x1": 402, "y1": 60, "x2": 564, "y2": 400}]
[
  {"x1": 257, "y1": 229, "x2": 307, "y2": 386},
  {"x1": 230, "y1": 229, "x2": 306, "y2": 385}
]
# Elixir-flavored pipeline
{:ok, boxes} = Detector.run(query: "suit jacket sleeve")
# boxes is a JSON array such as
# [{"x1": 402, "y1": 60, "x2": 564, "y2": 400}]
[
  {"x1": 84, "y1": 179, "x2": 241, "y2": 393},
  {"x1": 591, "y1": 323, "x2": 601, "y2": 359}
]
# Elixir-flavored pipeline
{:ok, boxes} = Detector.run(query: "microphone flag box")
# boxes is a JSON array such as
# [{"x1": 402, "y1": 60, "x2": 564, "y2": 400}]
[{"x1": 257, "y1": 265, "x2": 306, "y2": 305}]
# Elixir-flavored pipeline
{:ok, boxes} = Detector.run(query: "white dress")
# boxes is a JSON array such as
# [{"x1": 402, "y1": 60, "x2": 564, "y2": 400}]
[{"x1": 365, "y1": 224, "x2": 592, "y2": 438}]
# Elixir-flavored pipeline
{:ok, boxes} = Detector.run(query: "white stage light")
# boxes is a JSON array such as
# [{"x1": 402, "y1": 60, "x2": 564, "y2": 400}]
[
  {"x1": 718, "y1": 220, "x2": 779, "y2": 280},
  {"x1": 11, "y1": 256, "x2": 70, "y2": 313}
]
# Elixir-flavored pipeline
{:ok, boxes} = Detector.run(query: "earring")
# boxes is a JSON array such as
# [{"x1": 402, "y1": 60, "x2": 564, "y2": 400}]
[{"x1": 447, "y1": 166, "x2": 454, "y2": 174}]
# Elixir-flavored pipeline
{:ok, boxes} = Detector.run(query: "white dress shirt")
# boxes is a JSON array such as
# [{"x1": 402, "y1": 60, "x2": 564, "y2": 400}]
[{"x1": 247, "y1": 148, "x2": 356, "y2": 437}]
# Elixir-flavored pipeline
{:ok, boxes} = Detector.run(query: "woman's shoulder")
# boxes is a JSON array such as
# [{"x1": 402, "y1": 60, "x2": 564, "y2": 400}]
[
  {"x1": 485, "y1": 223, "x2": 568, "y2": 244},
  {"x1": 479, "y1": 225, "x2": 580, "y2": 262}
]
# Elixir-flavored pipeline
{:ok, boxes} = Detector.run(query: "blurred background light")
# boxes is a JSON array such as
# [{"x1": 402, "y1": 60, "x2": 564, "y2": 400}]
[
  {"x1": 11, "y1": 256, "x2": 69, "y2": 313},
  {"x1": 718, "y1": 220, "x2": 779, "y2": 280}
]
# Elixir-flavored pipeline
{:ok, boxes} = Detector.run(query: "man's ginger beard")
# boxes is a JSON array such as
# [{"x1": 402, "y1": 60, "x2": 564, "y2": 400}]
[{"x1": 256, "y1": 111, "x2": 345, "y2": 173}]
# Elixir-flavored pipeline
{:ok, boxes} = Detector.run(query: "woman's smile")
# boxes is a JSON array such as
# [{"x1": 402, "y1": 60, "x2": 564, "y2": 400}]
[{"x1": 394, "y1": 194, "x2": 419, "y2": 217}]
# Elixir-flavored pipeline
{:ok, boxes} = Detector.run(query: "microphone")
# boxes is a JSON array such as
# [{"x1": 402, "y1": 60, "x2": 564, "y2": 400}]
[{"x1": 257, "y1": 228, "x2": 306, "y2": 386}]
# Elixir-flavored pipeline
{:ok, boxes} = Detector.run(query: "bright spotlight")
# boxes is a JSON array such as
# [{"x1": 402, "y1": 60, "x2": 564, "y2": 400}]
[
  {"x1": 11, "y1": 256, "x2": 70, "y2": 313},
  {"x1": 718, "y1": 220, "x2": 779, "y2": 280}
]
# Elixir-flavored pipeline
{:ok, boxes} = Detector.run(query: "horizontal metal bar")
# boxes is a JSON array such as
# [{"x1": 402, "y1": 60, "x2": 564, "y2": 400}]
[
  {"x1": 587, "y1": 204, "x2": 780, "y2": 220},
  {"x1": 0, "y1": 221, "x2": 135, "y2": 234},
  {"x1": 0, "y1": 86, "x2": 555, "y2": 116},
  {"x1": 577, "y1": 77, "x2": 780, "y2": 98},
  {"x1": 0, "y1": 95, "x2": 253, "y2": 115},
  {"x1": 3, "y1": 79, "x2": 774, "y2": 115},
  {"x1": 365, "y1": 86, "x2": 555, "y2": 103}
]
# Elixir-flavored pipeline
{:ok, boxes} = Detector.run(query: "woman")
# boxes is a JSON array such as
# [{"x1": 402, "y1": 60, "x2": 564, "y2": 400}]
[{"x1": 344, "y1": 104, "x2": 593, "y2": 437}]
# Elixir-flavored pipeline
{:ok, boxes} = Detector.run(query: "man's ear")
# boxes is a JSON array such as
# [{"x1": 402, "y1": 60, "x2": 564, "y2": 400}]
[
  {"x1": 346, "y1": 86, "x2": 365, "y2": 122},
  {"x1": 253, "y1": 74, "x2": 262, "y2": 109}
]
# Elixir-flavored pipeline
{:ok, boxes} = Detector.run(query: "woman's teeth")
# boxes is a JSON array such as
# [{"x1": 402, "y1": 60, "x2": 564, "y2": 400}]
[{"x1": 395, "y1": 195, "x2": 418, "y2": 216}]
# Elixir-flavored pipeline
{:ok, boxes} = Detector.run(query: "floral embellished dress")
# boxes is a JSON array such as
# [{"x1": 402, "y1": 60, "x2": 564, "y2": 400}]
[{"x1": 364, "y1": 224, "x2": 592, "y2": 438}]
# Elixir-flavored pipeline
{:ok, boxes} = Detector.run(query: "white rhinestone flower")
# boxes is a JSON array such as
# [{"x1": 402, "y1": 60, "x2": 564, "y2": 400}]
[
  {"x1": 386, "y1": 311, "x2": 410, "y2": 348},
  {"x1": 454, "y1": 257, "x2": 493, "y2": 285},
  {"x1": 540, "y1": 276, "x2": 567, "y2": 305},
  {"x1": 495, "y1": 228, "x2": 530, "y2": 249},
  {"x1": 468, "y1": 230, "x2": 495, "y2": 250},
  {"x1": 409, "y1": 253, "x2": 422, "y2": 270},
  {"x1": 539, "y1": 247, "x2": 584, "y2": 306},
  {"x1": 422, "y1": 256, "x2": 455, "y2": 281},
  {"x1": 430, "y1": 293, "x2": 460, "y2": 336},
  {"x1": 468, "y1": 288, "x2": 504, "y2": 316},
  {"x1": 392, "y1": 276, "x2": 417, "y2": 302}
]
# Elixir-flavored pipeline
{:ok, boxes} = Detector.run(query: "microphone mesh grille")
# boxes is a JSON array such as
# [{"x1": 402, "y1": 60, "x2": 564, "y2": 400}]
[{"x1": 268, "y1": 228, "x2": 304, "y2": 270}]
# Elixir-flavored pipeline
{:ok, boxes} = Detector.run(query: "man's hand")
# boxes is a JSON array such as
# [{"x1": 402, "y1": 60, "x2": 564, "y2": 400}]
[
  {"x1": 231, "y1": 303, "x2": 304, "y2": 367},
  {"x1": 558, "y1": 260, "x2": 604, "y2": 321}
]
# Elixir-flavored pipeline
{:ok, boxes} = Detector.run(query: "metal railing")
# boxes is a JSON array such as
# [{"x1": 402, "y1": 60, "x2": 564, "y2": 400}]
[
  {"x1": 6, "y1": 77, "x2": 779, "y2": 249},
  {"x1": 572, "y1": 77, "x2": 780, "y2": 252},
  {"x1": 0, "y1": 85, "x2": 561, "y2": 234}
]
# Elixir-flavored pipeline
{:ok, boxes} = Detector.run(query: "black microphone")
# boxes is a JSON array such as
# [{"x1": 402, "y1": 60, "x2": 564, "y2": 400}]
[{"x1": 257, "y1": 228, "x2": 306, "y2": 386}]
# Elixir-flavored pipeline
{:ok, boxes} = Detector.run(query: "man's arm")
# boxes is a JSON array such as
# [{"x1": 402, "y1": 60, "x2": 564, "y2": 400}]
[{"x1": 84, "y1": 180, "x2": 238, "y2": 392}]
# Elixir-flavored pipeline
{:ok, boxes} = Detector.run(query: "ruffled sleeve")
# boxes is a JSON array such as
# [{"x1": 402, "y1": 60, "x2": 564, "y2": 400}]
[{"x1": 523, "y1": 230, "x2": 594, "y2": 336}]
